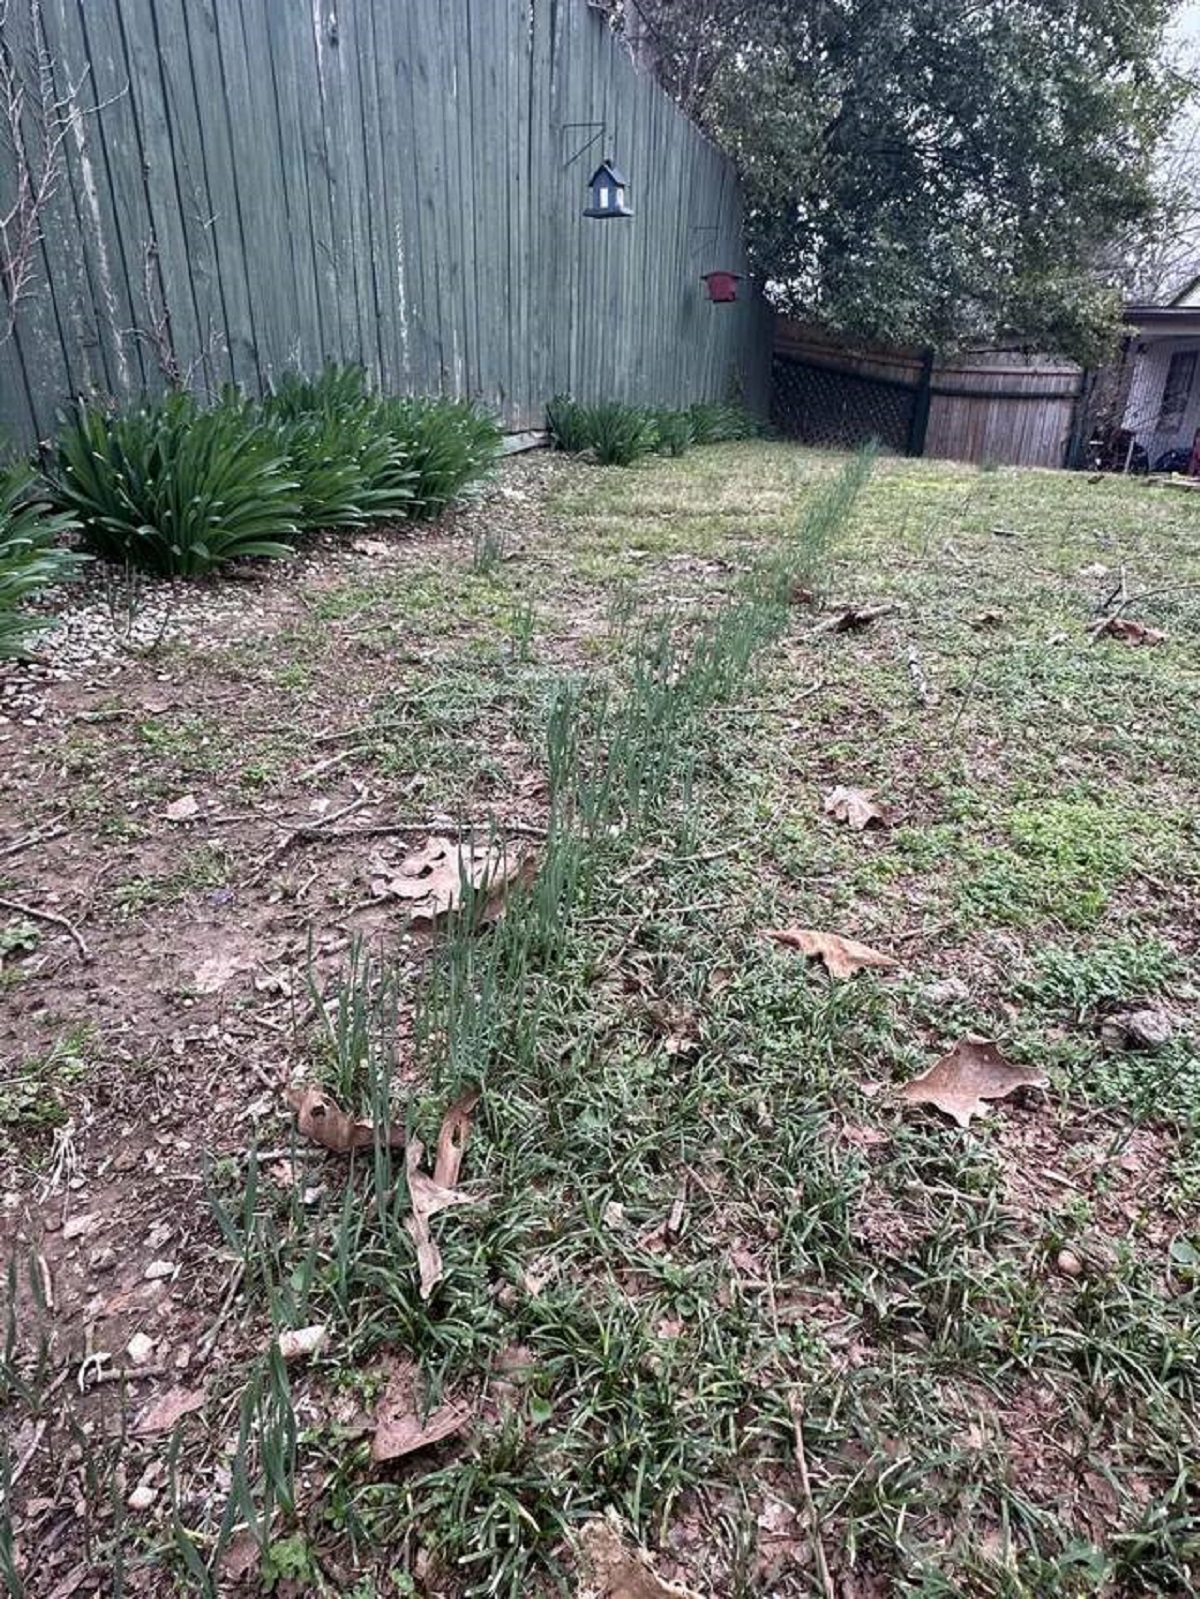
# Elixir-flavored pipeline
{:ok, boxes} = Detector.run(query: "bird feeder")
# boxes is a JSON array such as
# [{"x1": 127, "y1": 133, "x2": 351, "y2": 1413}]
[
  {"x1": 584, "y1": 159, "x2": 632, "y2": 219},
  {"x1": 702, "y1": 271, "x2": 741, "y2": 303}
]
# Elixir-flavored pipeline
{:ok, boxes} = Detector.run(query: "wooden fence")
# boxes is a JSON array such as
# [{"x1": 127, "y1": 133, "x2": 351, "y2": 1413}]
[
  {"x1": 0, "y1": 0, "x2": 771, "y2": 447},
  {"x1": 773, "y1": 321, "x2": 1085, "y2": 468}
]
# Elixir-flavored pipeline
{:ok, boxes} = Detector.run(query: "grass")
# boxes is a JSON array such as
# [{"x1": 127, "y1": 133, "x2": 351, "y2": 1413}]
[{"x1": 2, "y1": 443, "x2": 1198, "y2": 1597}]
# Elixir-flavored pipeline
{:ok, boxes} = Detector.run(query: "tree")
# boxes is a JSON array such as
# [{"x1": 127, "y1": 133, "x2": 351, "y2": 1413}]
[{"x1": 614, "y1": 0, "x2": 1184, "y2": 359}]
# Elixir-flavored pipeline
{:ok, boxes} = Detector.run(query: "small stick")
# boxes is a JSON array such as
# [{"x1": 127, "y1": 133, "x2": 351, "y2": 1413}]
[
  {"x1": 788, "y1": 1392, "x2": 835, "y2": 1599},
  {"x1": 1089, "y1": 578, "x2": 1200, "y2": 641},
  {"x1": 1, "y1": 827, "x2": 66, "y2": 859},
  {"x1": 296, "y1": 747, "x2": 362, "y2": 784},
  {"x1": 9, "y1": 1419, "x2": 47, "y2": 1489},
  {"x1": 306, "y1": 818, "x2": 548, "y2": 844},
  {"x1": 0, "y1": 895, "x2": 90, "y2": 961}
]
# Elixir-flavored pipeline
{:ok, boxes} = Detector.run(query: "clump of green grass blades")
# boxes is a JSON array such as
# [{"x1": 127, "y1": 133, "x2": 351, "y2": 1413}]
[
  {"x1": 0, "y1": 462, "x2": 85, "y2": 658},
  {"x1": 548, "y1": 395, "x2": 753, "y2": 465},
  {"x1": 173, "y1": 451, "x2": 876, "y2": 1596},
  {"x1": 47, "y1": 392, "x2": 301, "y2": 578}
]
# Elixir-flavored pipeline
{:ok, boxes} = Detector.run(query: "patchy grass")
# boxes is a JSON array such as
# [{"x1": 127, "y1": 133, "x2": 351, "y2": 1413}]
[{"x1": 1, "y1": 446, "x2": 1198, "y2": 1597}]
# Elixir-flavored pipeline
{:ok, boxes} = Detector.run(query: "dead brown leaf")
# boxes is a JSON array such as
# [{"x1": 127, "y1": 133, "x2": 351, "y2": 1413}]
[
  {"x1": 370, "y1": 1357, "x2": 470, "y2": 1464},
  {"x1": 765, "y1": 926, "x2": 899, "y2": 980},
  {"x1": 164, "y1": 793, "x2": 200, "y2": 823},
  {"x1": 899, "y1": 1036, "x2": 1049, "y2": 1128},
  {"x1": 368, "y1": 835, "x2": 533, "y2": 923},
  {"x1": 1094, "y1": 617, "x2": 1166, "y2": 646},
  {"x1": 822, "y1": 784, "x2": 892, "y2": 831},
  {"x1": 406, "y1": 1112, "x2": 480, "y2": 1300},
  {"x1": 433, "y1": 1090, "x2": 479, "y2": 1188},
  {"x1": 971, "y1": 609, "x2": 1005, "y2": 630},
  {"x1": 285, "y1": 1085, "x2": 405, "y2": 1155},
  {"x1": 577, "y1": 1512, "x2": 703, "y2": 1599},
  {"x1": 133, "y1": 1386, "x2": 206, "y2": 1436}
]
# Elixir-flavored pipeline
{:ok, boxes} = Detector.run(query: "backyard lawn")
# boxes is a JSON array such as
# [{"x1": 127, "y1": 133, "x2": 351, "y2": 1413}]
[{"x1": 2, "y1": 442, "x2": 1198, "y2": 1596}]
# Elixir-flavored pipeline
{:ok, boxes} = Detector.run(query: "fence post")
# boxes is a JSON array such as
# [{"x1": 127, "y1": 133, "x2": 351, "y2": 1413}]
[
  {"x1": 907, "y1": 347, "x2": 935, "y2": 456},
  {"x1": 1064, "y1": 368, "x2": 1095, "y2": 470}
]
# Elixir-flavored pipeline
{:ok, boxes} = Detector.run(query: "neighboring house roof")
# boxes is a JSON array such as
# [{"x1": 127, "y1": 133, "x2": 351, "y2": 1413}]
[
  {"x1": 1172, "y1": 272, "x2": 1200, "y2": 307},
  {"x1": 1123, "y1": 301, "x2": 1200, "y2": 335}
]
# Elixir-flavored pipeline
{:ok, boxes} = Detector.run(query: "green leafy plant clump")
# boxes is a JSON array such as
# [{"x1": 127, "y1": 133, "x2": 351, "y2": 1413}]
[
  {"x1": 379, "y1": 394, "x2": 503, "y2": 518},
  {"x1": 548, "y1": 395, "x2": 754, "y2": 465},
  {"x1": 687, "y1": 401, "x2": 756, "y2": 444},
  {"x1": 43, "y1": 369, "x2": 503, "y2": 578},
  {"x1": 0, "y1": 463, "x2": 85, "y2": 658},
  {"x1": 263, "y1": 367, "x2": 501, "y2": 523},
  {"x1": 47, "y1": 392, "x2": 301, "y2": 578}
]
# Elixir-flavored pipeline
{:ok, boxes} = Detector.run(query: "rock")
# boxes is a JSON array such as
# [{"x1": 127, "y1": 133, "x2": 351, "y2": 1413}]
[
  {"x1": 1101, "y1": 1008, "x2": 1173, "y2": 1053},
  {"x1": 127, "y1": 1483, "x2": 158, "y2": 1512},
  {"x1": 924, "y1": 977, "x2": 970, "y2": 1006},
  {"x1": 89, "y1": 1246, "x2": 117, "y2": 1274},
  {"x1": 1123, "y1": 1009, "x2": 1173, "y2": 1050},
  {"x1": 63, "y1": 1213, "x2": 99, "y2": 1241},
  {"x1": 126, "y1": 1332, "x2": 155, "y2": 1366},
  {"x1": 1056, "y1": 1249, "x2": 1083, "y2": 1279},
  {"x1": 143, "y1": 1259, "x2": 177, "y2": 1281}
]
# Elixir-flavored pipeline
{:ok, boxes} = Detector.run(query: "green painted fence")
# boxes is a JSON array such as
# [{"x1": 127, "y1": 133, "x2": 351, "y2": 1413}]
[{"x1": 0, "y1": 0, "x2": 770, "y2": 447}]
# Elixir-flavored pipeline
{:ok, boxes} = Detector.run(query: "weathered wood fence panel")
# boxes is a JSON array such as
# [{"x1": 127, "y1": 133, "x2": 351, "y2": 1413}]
[
  {"x1": 0, "y1": 0, "x2": 768, "y2": 446},
  {"x1": 772, "y1": 319, "x2": 1084, "y2": 469}
]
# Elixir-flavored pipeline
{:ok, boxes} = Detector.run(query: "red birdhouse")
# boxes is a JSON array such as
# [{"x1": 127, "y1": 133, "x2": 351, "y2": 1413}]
[{"x1": 702, "y1": 271, "x2": 741, "y2": 303}]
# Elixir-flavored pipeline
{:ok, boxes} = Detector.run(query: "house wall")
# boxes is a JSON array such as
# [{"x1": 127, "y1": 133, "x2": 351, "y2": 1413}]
[
  {"x1": 1123, "y1": 337, "x2": 1200, "y2": 464},
  {"x1": 0, "y1": 0, "x2": 771, "y2": 446}
]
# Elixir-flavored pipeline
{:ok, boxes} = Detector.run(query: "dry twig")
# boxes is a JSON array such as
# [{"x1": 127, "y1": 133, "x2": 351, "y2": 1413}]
[
  {"x1": 788, "y1": 1392, "x2": 835, "y2": 1599},
  {"x1": 0, "y1": 893, "x2": 89, "y2": 960}
]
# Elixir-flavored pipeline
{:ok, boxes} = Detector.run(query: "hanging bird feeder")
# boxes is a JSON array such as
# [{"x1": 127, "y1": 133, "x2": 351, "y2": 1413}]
[
  {"x1": 702, "y1": 271, "x2": 742, "y2": 303},
  {"x1": 584, "y1": 159, "x2": 633, "y2": 219}
]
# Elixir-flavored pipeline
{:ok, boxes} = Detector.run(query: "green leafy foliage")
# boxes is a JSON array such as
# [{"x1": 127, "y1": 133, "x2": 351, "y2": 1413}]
[
  {"x1": 44, "y1": 371, "x2": 502, "y2": 574},
  {"x1": 651, "y1": 408, "x2": 694, "y2": 457},
  {"x1": 48, "y1": 393, "x2": 300, "y2": 577},
  {"x1": 584, "y1": 402, "x2": 659, "y2": 466},
  {"x1": 377, "y1": 396, "x2": 502, "y2": 518},
  {"x1": 686, "y1": 401, "x2": 756, "y2": 444},
  {"x1": 546, "y1": 394, "x2": 592, "y2": 454},
  {"x1": 260, "y1": 368, "x2": 417, "y2": 530},
  {"x1": 0, "y1": 463, "x2": 85, "y2": 658},
  {"x1": 549, "y1": 397, "x2": 755, "y2": 463},
  {"x1": 622, "y1": 0, "x2": 1178, "y2": 358}
]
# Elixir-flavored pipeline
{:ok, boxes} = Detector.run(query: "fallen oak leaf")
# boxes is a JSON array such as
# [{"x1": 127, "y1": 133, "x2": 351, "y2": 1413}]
[
  {"x1": 406, "y1": 1129, "x2": 479, "y2": 1301},
  {"x1": 132, "y1": 1385, "x2": 206, "y2": 1436},
  {"x1": 822, "y1": 784, "x2": 892, "y2": 831},
  {"x1": 433, "y1": 1089, "x2": 479, "y2": 1188},
  {"x1": 370, "y1": 1357, "x2": 469, "y2": 1464},
  {"x1": 899, "y1": 1036, "x2": 1048, "y2": 1128},
  {"x1": 765, "y1": 926, "x2": 899, "y2": 980},
  {"x1": 369, "y1": 835, "x2": 534, "y2": 924},
  {"x1": 1092, "y1": 616, "x2": 1166, "y2": 646},
  {"x1": 285, "y1": 1084, "x2": 405, "y2": 1155},
  {"x1": 577, "y1": 1511, "x2": 703, "y2": 1599}
]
